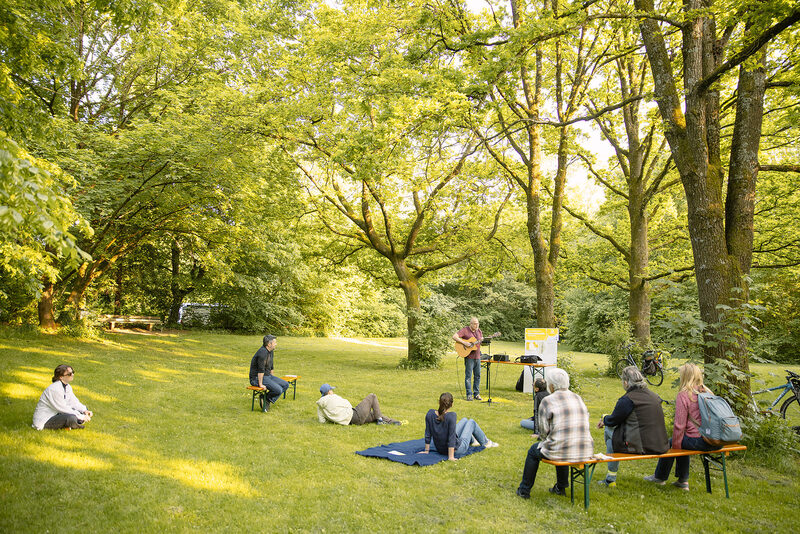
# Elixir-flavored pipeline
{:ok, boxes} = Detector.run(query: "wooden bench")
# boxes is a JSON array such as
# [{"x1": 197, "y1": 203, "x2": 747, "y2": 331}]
[
  {"x1": 98, "y1": 314, "x2": 163, "y2": 331},
  {"x1": 542, "y1": 444, "x2": 747, "y2": 509},
  {"x1": 247, "y1": 375, "x2": 300, "y2": 412}
]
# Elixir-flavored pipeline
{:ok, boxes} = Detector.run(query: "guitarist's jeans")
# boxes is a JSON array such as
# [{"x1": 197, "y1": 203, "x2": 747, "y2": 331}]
[{"x1": 464, "y1": 358, "x2": 481, "y2": 397}]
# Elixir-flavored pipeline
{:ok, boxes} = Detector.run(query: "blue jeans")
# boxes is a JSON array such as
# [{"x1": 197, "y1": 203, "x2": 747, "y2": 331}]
[
  {"x1": 251, "y1": 375, "x2": 290, "y2": 403},
  {"x1": 464, "y1": 358, "x2": 481, "y2": 397},
  {"x1": 517, "y1": 441, "x2": 569, "y2": 496},
  {"x1": 604, "y1": 425, "x2": 619, "y2": 476},
  {"x1": 455, "y1": 417, "x2": 488, "y2": 456},
  {"x1": 521, "y1": 418, "x2": 537, "y2": 432},
  {"x1": 653, "y1": 436, "x2": 717, "y2": 481}
]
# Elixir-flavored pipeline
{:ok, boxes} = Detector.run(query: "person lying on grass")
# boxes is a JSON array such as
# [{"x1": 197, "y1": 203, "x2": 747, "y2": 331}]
[
  {"x1": 596, "y1": 366, "x2": 669, "y2": 487},
  {"x1": 516, "y1": 368, "x2": 593, "y2": 499},
  {"x1": 421, "y1": 392, "x2": 499, "y2": 461},
  {"x1": 32, "y1": 364, "x2": 93, "y2": 430},
  {"x1": 316, "y1": 384, "x2": 402, "y2": 425}
]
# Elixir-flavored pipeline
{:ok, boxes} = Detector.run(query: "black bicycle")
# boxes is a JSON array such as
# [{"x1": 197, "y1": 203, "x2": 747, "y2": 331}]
[{"x1": 615, "y1": 344, "x2": 665, "y2": 386}]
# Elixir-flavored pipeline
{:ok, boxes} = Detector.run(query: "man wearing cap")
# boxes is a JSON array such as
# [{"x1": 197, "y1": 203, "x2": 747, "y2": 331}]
[
  {"x1": 316, "y1": 384, "x2": 401, "y2": 425},
  {"x1": 249, "y1": 335, "x2": 290, "y2": 410}
]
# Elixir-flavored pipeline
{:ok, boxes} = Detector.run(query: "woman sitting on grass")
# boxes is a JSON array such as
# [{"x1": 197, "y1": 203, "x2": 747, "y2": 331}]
[
  {"x1": 32, "y1": 364, "x2": 93, "y2": 430},
  {"x1": 421, "y1": 392, "x2": 498, "y2": 461},
  {"x1": 644, "y1": 362, "x2": 715, "y2": 491}
]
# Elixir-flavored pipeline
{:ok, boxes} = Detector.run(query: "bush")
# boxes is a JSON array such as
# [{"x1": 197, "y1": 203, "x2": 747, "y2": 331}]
[
  {"x1": 399, "y1": 308, "x2": 458, "y2": 370},
  {"x1": 597, "y1": 320, "x2": 633, "y2": 376},
  {"x1": 561, "y1": 286, "x2": 627, "y2": 353},
  {"x1": 740, "y1": 414, "x2": 800, "y2": 471},
  {"x1": 61, "y1": 320, "x2": 101, "y2": 339}
]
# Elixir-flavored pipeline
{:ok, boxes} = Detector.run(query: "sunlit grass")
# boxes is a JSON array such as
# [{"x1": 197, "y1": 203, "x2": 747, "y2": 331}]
[{"x1": 0, "y1": 328, "x2": 797, "y2": 533}]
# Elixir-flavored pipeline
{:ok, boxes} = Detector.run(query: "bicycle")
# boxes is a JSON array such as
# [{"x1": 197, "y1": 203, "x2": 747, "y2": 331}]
[
  {"x1": 749, "y1": 369, "x2": 800, "y2": 431},
  {"x1": 615, "y1": 344, "x2": 665, "y2": 386}
]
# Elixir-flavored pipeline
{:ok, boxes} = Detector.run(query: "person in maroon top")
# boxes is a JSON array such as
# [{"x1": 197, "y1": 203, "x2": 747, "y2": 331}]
[{"x1": 453, "y1": 317, "x2": 483, "y2": 401}]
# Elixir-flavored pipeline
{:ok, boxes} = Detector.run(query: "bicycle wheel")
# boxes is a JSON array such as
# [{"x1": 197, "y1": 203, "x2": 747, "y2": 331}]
[
  {"x1": 779, "y1": 395, "x2": 800, "y2": 432},
  {"x1": 645, "y1": 366, "x2": 664, "y2": 386},
  {"x1": 614, "y1": 359, "x2": 630, "y2": 378}
]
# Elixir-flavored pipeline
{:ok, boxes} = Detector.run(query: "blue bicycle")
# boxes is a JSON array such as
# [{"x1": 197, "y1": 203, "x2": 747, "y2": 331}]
[{"x1": 750, "y1": 369, "x2": 800, "y2": 431}]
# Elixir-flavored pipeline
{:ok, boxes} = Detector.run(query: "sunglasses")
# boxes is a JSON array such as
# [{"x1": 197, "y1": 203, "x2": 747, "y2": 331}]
[{"x1": 64, "y1": 372, "x2": 74, "y2": 376}]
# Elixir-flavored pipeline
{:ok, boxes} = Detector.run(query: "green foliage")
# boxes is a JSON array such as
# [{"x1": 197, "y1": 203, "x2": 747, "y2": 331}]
[
  {"x1": 750, "y1": 267, "x2": 800, "y2": 364},
  {"x1": 740, "y1": 415, "x2": 800, "y2": 471},
  {"x1": 399, "y1": 308, "x2": 458, "y2": 370},
  {"x1": 433, "y1": 276, "x2": 537, "y2": 343},
  {"x1": 0, "y1": 132, "x2": 90, "y2": 296},
  {"x1": 597, "y1": 320, "x2": 634, "y2": 377},
  {"x1": 561, "y1": 286, "x2": 628, "y2": 353},
  {"x1": 59, "y1": 320, "x2": 101, "y2": 340}
]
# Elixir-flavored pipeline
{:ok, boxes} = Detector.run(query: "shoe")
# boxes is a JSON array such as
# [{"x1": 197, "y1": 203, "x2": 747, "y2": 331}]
[
  {"x1": 643, "y1": 475, "x2": 665, "y2": 485},
  {"x1": 474, "y1": 394, "x2": 483, "y2": 401},
  {"x1": 484, "y1": 440, "x2": 500, "y2": 448},
  {"x1": 672, "y1": 481, "x2": 689, "y2": 491},
  {"x1": 516, "y1": 488, "x2": 530, "y2": 500},
  {"x1": 548, "y1": 484, "x2": 567, "y2": 496},
  {"x1": 466, "y1": 396, "x2": 473, "y2": 401},
  {"x1": 376, "y1": 418, "x2": 389, "y2": 425},
  {"x1": 597, "y1": 478, "x2": 616, "y2": 488},
  {"x1": 471, "y1": 438, "x2": 480, "y2": 447}
]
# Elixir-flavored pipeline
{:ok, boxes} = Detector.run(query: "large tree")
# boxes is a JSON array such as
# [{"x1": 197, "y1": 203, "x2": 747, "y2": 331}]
[
  {"x1": 632, "y1": 0, "x2": 800, "y2": 402},
  {"x1": 254, "y1": 1, "x2": 510, "y2": 364}
]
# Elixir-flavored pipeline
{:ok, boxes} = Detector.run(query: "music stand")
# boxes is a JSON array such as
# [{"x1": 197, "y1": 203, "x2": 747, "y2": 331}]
[{"x1": 481, "y1": 338, "x2": 493, "y2": 404}]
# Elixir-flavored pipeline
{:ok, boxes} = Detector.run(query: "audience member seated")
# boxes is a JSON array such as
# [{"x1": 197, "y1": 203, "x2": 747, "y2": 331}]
[
  {"x1": 644, "y1": 363, "x2": 716, "y2": 491},
  {"x1": 422, "y1": 392, "x2": 498, "y2": 461},
  {"x1": 516, "y1": 368, "x2": 593, "y2": 499},
  {"x1": 32, "y1": 364, "x2": 93, "y2": 430},
  {"x1": 520, "y1": 378, "x2": 549, "y2": 437},
  {"x1": 596, "y1": 366, "x2": 669, "y2": 487}
]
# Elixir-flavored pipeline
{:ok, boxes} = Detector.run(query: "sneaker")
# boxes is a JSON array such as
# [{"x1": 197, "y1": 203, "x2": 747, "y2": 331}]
[
  {"x1": 516, "y1": 488, "x2": 530, "y2": 500},
  {"x1": 474, "y1": 394, "x2": 483, "y2": 401},
  {"x1": 597, "y1": 478, "x2": 617, "y2": 488},
  {"x1": 484, "y1": 440, "x2": 500, "y2": 448},
  {"x1": 643, "y1": 475, "x2": 665, "y2": 485},
  {"x1": 376, "y1": 418, "x2": 389, "y2": 425},
  {"x1": 672, "y1": 481, "x2": 689, "y2": 491},
  {"x1": 466, "y1": 396, "x2": 473, "y2": 401},
  {"x1": 471, "y1": 438, "x2": 480, "y2": 447},
  {"x1": 548, "y1": 484, "x2": 567, "y2": 496}
]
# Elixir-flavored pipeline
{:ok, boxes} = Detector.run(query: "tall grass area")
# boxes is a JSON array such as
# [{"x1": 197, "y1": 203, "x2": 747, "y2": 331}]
[{"x1": 1, "y1": 329, "x2": 797, "y2": 533}]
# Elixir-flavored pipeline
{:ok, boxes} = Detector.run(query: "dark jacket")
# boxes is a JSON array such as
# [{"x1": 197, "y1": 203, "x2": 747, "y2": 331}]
[
  {"x1": 248, "y1": 347, "x2": 274, "y2": 381},
  {"x1": 605, "y1": 387, "x2": 669, "y2": 454}
]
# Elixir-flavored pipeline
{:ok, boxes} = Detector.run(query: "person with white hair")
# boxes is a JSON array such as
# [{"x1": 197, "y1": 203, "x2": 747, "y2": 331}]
[
  {"x1": 516, "y1": 368, "x2": 593, "y2": 499},
  {"x1": 596, "y1": 366, "x2": 669, "y2": 487}
]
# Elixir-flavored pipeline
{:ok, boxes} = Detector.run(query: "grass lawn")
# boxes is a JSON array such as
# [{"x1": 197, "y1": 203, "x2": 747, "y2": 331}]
[{"x1": 1, "y1": 329, "x2": 797, "y2": 533}]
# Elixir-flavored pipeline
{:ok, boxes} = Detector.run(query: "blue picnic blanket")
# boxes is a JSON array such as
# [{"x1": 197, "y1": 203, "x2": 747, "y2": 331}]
[{"x1": 356, "y1": 438, "x2": 485, "y2": 466}]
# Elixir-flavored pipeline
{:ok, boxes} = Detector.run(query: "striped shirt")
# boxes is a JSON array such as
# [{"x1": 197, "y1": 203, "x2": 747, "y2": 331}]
[{"x1": 537, "y1": 389, "x2": 594, "y2": 461}]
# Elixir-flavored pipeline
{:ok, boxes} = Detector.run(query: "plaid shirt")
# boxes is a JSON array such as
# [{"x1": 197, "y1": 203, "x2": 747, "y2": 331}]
[{"x1": 538, "y1": 389, "x2": 594, "y2": 461}]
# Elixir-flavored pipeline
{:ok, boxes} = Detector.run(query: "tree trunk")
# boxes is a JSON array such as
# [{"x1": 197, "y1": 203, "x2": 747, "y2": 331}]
[
  {"x1": 392, "y1": 259, "x2": 422, "y2": 361},
  {"x1": 113, "y1": 269, "x2": 123, "y2": 315},
  {"x1": 629, "y1": 201, "x2": 651, "y2": 344},
  {"x1": 38, "y1": 278, "x2": 57, "y2": 330}
]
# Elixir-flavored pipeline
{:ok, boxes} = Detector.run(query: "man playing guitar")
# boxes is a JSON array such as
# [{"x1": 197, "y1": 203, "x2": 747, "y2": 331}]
[{"x1": 453, "y1": 317, "x2": 484, "y2": 401}]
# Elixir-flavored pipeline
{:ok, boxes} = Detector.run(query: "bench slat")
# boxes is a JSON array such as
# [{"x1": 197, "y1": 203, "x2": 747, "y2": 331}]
[{"x1": 542, "y1": 444, "x2": 747, "y2": 466}]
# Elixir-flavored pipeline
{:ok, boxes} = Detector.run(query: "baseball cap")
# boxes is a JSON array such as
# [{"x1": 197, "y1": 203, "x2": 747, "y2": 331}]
[{"x1": 319, "y1": 383, "x2": 335, "y2": 396}]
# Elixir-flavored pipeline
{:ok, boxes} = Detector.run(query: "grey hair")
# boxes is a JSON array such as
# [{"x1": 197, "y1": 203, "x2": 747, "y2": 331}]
[
  {"x1": 621, "y1": 366, "x2": 646, "y2": 389},
  {"x1": 546, "y1": 368, "x2": 570, "y2": 391}
]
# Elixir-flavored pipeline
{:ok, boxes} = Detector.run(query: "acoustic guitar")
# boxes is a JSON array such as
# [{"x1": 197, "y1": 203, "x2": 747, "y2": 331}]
[{"x1": 454, "y1": 332, "x2": 501, "y2": 358}]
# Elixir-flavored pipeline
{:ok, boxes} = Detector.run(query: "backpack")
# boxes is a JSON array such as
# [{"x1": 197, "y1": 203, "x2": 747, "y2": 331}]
[
  {"x1": 690, "y1": 392, "x2": 742, "y2": 446},
  {"x1": 515, "y1": 371, "x2": 524, "y2": 392}
]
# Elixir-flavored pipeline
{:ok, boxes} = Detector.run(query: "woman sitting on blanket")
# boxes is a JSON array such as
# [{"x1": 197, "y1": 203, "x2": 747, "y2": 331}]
[{"x1": 421, "y1": 392, "x2": 498, "y2": 461}]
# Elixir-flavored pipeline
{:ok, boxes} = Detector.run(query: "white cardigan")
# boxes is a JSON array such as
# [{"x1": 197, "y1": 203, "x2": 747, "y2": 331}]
[{"x1": 32, "y1": 381, "x2": 88, "y2": 430}]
